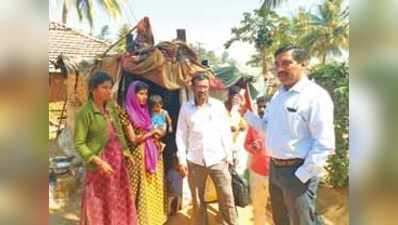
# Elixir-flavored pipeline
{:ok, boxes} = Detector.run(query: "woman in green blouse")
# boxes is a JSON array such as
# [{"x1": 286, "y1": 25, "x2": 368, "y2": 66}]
[{"x1": 74, "y1": 71, "x2": 137, "y2": 225}]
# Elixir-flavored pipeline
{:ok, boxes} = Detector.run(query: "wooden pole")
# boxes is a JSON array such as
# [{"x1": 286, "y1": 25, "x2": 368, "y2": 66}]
[
  {"x1": 176, "y1": 29, "x2": 190, "y2": 100},
  {"x1": 100, "y1": 24, "x2": 138, "y2": 58},
  {"x1": 56, "y1": 98, "x2": 68, "y2": 139}
]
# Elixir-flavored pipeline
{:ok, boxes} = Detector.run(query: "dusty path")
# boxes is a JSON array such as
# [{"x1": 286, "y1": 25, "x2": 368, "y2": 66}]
[{"x1": 49, "y1": 183, "x2": 347, "y2": 225}]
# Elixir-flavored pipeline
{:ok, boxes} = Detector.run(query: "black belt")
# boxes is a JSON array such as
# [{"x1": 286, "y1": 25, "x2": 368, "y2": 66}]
[{"x1": 271, "y1": 158, "x2": 303, "y2": 166}]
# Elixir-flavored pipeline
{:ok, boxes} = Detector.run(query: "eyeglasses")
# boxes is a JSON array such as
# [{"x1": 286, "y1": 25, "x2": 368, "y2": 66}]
[{"x1": 272, "y1": 59, "x2": 296, "y2": 71}]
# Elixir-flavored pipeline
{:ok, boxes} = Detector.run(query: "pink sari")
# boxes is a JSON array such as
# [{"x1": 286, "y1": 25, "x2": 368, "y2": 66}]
[{"x1": 80, "y1": 122, "x2": 137, "y2": 225}]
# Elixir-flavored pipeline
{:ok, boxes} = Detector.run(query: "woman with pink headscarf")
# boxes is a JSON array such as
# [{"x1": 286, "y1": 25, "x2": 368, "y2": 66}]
[{"x1": 119, "y1": 81, "x2": 166, "y2": 225}]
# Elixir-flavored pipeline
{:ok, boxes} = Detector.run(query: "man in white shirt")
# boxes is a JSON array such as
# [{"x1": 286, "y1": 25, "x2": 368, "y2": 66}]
[
  {"x1": 176, "y1": 72, "x2": 237, "y2": 225},
  {"x1": 240, "y1": 45, "x2": 335, "y2": 225}
]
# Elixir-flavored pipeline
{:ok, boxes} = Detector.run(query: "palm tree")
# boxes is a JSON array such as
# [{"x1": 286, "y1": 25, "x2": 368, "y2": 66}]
[
  {"x1": 298, "y1": 0, "x2": 349, "y2": 64},
  {"x1": 260, "y1": 0, "x2": 288, "y2": 10},
  {"x1": 60, "y1": 0, "x2": 124, "y2": 28}
]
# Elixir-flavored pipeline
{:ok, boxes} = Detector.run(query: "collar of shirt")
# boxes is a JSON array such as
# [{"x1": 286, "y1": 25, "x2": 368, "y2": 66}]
[
  {"x1": 188, "y1": 97, "x2": 215, "y2": 108},
  {"x1": 282, "y1": 76, "x2": 310, "y2": 93},
  {"x1": 88, "y1": 99, "x2": 111, "y2": 115}
]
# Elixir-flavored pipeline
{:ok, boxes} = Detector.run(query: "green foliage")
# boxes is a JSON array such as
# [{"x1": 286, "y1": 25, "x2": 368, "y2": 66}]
[
  {"x1": 61, "y1": 0, "x2": 124, "y2": 28},
  {"x1": 310, "y1": 62, "x2": 349, "y2": 187},
  {"x1": 260, "y1": 0, "x2": 288, "y2": 11},
  {"x1": 297, "y1": 0, "x2": 349, "y2": 64},
  {"x1": 225, "y1": 8, "x2": 294, "y2": 75},
  {"x1": 189, "y1": 43, "x2": 236, "y2": 66},
  {"x1": 114, "y1": 24, "x2": 130, "y2": 53},
  {"x1": 225, "y1": 9, "x2": 284, "y2": 51},
  {"x1": 227, "y1": 0, "x2": 349, "y2": 68}
]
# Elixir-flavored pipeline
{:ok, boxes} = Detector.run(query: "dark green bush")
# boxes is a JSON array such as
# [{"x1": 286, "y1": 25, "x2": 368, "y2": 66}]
[{"x1": 310, "y1": 62, "x2": 349, "y2": 187}]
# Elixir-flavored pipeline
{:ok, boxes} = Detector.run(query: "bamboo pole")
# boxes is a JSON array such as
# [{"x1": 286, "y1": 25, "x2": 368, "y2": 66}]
[
  {"x1": 56, "y1": 98, "x2": 68, "y2": 139},
  {"x1": 100, "y1": 24, "x2": 138, "y2": 58}
]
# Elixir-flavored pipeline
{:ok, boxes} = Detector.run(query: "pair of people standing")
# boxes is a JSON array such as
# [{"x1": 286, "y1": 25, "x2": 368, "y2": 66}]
[
  {"x1": 176, "y1": 45, "x2": 336, "y2": 225},
  {"x1": 74, "y1": 72, "x2": 167, "y2": 225}
]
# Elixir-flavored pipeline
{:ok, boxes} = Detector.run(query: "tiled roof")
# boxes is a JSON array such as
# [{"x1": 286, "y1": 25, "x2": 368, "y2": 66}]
[{"x1": 49, "y1": 22, "x2": 112, "y2": 72}]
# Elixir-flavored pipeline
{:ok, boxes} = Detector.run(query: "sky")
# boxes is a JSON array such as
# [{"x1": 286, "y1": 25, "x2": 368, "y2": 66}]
[{"x1": 49, "y1": 0, "x2": 328, "y2": 66}]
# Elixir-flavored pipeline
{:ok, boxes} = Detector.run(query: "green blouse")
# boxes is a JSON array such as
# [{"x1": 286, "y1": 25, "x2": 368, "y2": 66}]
[{"x1": 74, "y1": 99, "x2": 129, "y2": 170}]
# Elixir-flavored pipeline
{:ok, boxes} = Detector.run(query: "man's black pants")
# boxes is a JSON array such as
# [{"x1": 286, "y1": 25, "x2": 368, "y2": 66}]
[{"x1": 269, "y1": 160, "x2": 324, "y2": 225}]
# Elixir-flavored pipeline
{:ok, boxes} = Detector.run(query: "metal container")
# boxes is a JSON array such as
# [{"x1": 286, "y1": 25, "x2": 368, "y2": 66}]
[
  {"x1": 49, "y1": 155, "x2": 76, "y2": 211},
  {"x1": 50, "y1": 156, "x2": 73, "y2": 175}
]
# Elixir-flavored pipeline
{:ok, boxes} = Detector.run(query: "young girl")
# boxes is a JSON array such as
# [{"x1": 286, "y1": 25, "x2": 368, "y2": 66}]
[{"x1": 149, "y1": 95, "x2": 173, "y2": 134}]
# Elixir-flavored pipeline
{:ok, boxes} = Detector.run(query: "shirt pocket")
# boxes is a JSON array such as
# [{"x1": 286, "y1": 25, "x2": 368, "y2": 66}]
[{"x1": 284, "y1": 109, "x2": 302, "y2": 138}]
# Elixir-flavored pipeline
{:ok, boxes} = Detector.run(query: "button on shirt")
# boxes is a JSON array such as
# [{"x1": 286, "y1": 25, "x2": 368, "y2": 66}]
[
  {"x1": 244, "y1": 77, "x2": 335, "y2": 183},
  {"x1": 176, "y1": 97, "x2": 233, "y2": 167}
]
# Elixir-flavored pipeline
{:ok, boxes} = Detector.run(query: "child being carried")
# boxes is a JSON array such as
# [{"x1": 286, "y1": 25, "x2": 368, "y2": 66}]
[{"x1": 149, "y1": 95, "x2": 173, "y2": 152}]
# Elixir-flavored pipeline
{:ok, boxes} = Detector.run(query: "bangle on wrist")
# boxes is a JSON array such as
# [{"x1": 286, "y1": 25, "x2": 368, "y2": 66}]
[{"x1": 88, "y1": 156, "x2": 95, "y2": 163}]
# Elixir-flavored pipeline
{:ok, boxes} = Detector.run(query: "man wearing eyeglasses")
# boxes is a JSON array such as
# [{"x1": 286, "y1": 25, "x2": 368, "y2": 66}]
[{"x1": 240, "y1": 45, "x2": 335, "y2": 225}]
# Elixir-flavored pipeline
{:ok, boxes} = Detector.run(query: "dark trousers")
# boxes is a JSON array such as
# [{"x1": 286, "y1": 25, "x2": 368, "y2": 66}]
[{"x1": 269, "y1": 160, "x2": 324, "y2": 225}]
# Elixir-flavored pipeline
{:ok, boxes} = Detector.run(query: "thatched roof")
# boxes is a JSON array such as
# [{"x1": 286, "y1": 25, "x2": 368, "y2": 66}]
[{"x1": 48, "y1": 22, "x2": 112, "y2": 73}]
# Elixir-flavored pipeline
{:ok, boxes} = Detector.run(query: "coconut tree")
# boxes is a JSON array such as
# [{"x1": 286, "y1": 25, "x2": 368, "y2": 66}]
[
  {"x1": 60, "y1": 0, "x2": 124, "y2": 28},
  {"x1": 299, "y1": 0, "x2": 349, "y2": 64},
  {"x1": 260, "y1": 0, "x2": 288, "y2": 10}
]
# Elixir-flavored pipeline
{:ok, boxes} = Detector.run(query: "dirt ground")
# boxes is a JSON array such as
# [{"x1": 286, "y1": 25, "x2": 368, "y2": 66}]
[{"x1": 49, "y1": 181, "x2": 348, "y2": 225}]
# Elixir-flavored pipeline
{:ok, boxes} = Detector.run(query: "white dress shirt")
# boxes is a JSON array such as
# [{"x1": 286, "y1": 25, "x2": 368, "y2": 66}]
[
  {"x1": 244, "y1": 76, "x2": 335, "y2": 183},
  {"x1": 176, "y1": 97, "x2": 233, "y2": 167}
]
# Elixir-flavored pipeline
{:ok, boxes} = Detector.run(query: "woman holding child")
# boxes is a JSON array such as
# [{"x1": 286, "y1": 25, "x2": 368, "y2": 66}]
[{"x1": 119, "y1": 80, "x2": 167, "y2": 225}]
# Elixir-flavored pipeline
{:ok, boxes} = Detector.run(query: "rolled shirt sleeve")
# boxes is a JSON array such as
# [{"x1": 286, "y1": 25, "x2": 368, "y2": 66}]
[{"x1": 295, "y1": 91, "x2": 336, "y2": 183}]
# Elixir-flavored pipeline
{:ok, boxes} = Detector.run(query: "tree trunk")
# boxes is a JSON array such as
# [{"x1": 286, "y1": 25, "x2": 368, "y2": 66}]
[
  {"x1": 322, "y1": 53, "x2": 327, "y2": 64},
  {"x1": 262, "y1": 47, "x2": 268, "y2": 80},
  {"x1": 262, "y1": 47, "x2": 273, "y2": 97}
]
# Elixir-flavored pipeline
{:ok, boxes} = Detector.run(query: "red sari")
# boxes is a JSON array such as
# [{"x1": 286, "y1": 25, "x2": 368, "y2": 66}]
[{"x1": 80, "y1": 122, "x2": 137, "y2": 225}]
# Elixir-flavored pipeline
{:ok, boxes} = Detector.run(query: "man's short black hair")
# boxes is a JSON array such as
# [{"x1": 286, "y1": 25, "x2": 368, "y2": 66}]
[
  {"x1": 274, "y1": 44, "x2": 308, "y2": 63},
  {"x1": 191, "y1": 72, "x2": 210, "y2": 86},
  {"x1": 256, "y1": 95, "x2": 268, "y2": 104}
]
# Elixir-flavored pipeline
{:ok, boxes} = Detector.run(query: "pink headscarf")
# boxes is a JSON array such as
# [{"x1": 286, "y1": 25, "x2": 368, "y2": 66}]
[{"x1": 125, "y1": 81, "x2": 158, "y2": 174}]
